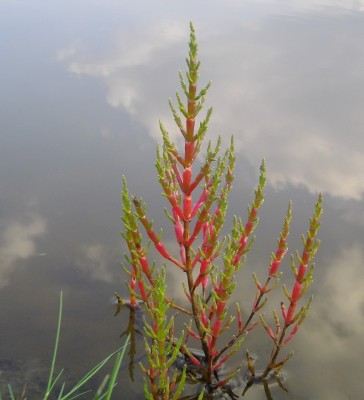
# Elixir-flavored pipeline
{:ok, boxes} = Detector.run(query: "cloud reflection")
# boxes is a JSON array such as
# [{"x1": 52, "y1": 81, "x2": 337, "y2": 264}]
[
  {"x1": 58, "y1": 3, "x2": 364, "y2": 200},
  {"x1": 294, "y1": 245, "x2": 364, "y2": 398},
  {"x1": 317, "y1": 245, "x2": 364, "y2": 338},
  {"x1": 0, "y1": 216, "x2": 47, "y2": 287},
  {"x1": 77, "y1": 243, "x2": 116, "y2": 283},
  {"x1": 222, "y1": 0, "x2": 364, "y2": 13}
]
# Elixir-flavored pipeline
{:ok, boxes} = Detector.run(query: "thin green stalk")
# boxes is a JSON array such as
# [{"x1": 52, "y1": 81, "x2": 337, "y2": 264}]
[
  {"x1": 1, "y1": 294, "x2": 130, "y2": 400},
  {"x1": 44, "y1": 291, "x2": 63, "y2": 400},
  {"x1": 103, "y1": 334, "x2": 131, "y2": 400},
  {"x1": 7, "y1": 385, "x2": 15, "y2": 400},
  {"x1": 60, "y1": 345, "x2": 127, "y2": 400}
]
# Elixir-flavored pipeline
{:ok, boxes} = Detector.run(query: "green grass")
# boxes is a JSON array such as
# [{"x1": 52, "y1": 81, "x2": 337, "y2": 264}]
[{"x1": 0, "y1": 292, "x2": 130, "y2": 400}]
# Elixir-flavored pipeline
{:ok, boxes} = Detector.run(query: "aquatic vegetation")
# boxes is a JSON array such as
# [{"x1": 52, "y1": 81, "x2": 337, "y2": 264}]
[
  {"x1": 120, "y1": 23, "x2": 322, "y2": 399},
  {"x1": 0, "y1": 292, "x2": 130, "y2": 400}
]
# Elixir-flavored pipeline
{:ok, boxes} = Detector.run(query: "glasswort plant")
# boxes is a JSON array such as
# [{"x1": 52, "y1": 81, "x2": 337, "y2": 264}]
[{"x1": 120, "y1": 23, "x2": 322, "y2": 399}]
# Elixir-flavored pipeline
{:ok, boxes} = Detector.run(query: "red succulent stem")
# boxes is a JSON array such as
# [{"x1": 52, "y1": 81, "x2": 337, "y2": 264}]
[{"x1": 260, "y1": 195, "x2": 322, "y2": 379}]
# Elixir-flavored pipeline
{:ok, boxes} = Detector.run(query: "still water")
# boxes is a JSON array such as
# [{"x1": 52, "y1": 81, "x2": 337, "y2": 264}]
[{"x1": 1, "y1": 0, "x2": 364, "y2": 398}]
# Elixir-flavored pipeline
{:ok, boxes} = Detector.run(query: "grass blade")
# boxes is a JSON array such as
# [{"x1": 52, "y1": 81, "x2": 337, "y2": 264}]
[
  {"x1": 44, "y1": 291, "x2": 63, "y2": 400},
  {"x1": 103, "y1": 334, "x2": 130, "y2": 400},
  {"x1": 61, "y1": 335, "x2": 130, "y2": 400},
  {"x1": 7, "y1": 385, "x2": 15, "y2": 400}
]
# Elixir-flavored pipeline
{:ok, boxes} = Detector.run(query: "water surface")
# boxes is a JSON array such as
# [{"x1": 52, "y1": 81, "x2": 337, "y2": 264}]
[{"x1": 1, "y1": 0, "x2": 364, "y2": 398}]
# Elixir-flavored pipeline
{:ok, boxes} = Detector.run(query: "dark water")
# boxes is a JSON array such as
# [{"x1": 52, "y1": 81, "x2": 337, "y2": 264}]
[{"x1": 1, "y1": 0, "x2": 364, "y2": 398}]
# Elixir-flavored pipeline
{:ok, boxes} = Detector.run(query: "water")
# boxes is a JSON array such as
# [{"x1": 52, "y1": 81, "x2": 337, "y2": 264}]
[{"x1": 1, "y1": 0, "x2": 364, "y2": 398}]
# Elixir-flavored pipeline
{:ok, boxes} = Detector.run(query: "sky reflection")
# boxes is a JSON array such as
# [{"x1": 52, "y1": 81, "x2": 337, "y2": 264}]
[
  {"x1": 1, "y1": 1, "x2": 364, "y2": 399},
  {"x1": 58, "y1": 0, "x2": 364, "y2": 199}
]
